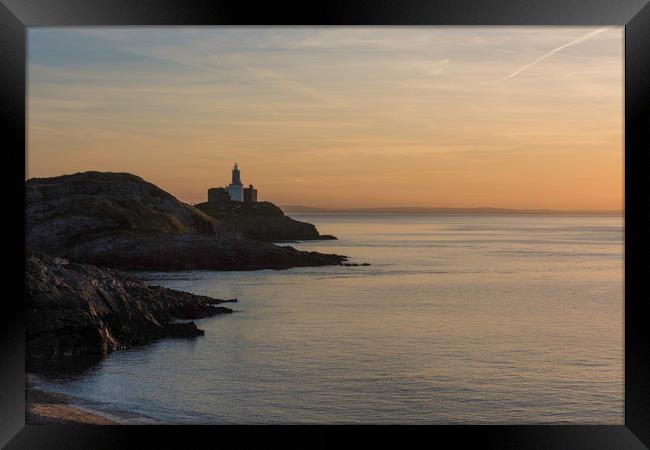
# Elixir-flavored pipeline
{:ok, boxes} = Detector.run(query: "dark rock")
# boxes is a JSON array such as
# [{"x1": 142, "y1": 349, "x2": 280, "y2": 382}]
[
  {"x1": 26, "y1": 172, "x2": 346, "y2": 270},
  {"x1": 341, "y1": 262, "x2": 371, "y2": 266},
  {"x1": 25, "y1": 251, "x2": 232, "y2": 360},
  {"x1": 318, "y1": 235, "x2": 338, "y2": 240},
  {"x1": 56, "y1": 233, "x2": 347, "y2": 271},
  {"x1": 213, "y1": 298, "x2": 237, "y2": 303},
  {"x1": 210, "y1": 306, "x2": 234, "y2": 314},
  {"x1": 195, "y1": 201, "x2": 338, "y2": 242}
]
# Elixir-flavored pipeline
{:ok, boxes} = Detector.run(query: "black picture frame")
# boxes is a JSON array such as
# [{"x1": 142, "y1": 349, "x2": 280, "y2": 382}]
[{"x1": 1, "y1": 1, "x2": 648, "y2": 448}]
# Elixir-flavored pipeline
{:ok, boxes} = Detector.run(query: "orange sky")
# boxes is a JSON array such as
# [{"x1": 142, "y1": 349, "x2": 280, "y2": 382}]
[{"x1": 27, "y1": 27, "x2": 623, "y2": 211}]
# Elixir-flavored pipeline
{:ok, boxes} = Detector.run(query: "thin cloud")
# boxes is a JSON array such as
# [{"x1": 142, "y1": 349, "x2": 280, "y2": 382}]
[
  {"x1": 245, "y1": 66, "x2": 348, "y2": 107},
  {"x1": 503, "y1": 28, "x2": 609, "y2": 79}
]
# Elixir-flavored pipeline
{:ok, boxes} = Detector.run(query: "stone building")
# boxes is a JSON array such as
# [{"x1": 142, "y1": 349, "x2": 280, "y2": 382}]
[
  {"x1": 243, "y1": 184, "x2": 257, "y2": 202},
  {"x1": 207, "y1": 187, "x2": 230, "y2": 203}
]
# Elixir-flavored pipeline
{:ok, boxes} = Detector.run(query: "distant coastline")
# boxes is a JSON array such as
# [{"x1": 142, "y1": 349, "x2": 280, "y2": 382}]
[{"x1": 281, "y1": 206, "x2": 623, "y2": 216}]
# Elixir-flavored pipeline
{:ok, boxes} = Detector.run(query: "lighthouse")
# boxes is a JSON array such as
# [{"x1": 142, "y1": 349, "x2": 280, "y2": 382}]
[
  {"x1": 231, "y1": 163, "x2": 241, "y2": 185},
  {"x1": 226, "y1": 163, "x2": 244, "y2": 201},
  {"x1": 207, "y1": 163, "x2": 258, "y2": 203}
]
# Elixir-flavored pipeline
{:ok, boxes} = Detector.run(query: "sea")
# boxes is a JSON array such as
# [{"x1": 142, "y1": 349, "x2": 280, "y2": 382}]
[{"x1": 29, "y1": 213, "x2": 624, "y2": 424}]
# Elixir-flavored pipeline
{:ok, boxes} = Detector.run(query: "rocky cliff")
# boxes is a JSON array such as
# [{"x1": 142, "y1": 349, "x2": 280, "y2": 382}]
[
  {"x1": 26, "y1": 172, "x2": 346, "y2": 270},
  {"x1": 195, "y1": 200, "x2": 337, "y2": 242},
  {"x1": 25, "y1": 252, "x2": 234, "y2": 360}
]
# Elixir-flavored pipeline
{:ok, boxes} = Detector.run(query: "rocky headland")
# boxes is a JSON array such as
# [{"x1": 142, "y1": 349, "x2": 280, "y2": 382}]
[
  {"x1": 26, "y1": 251, "x2": 235, "y2": 361},
  {"x1": 26, "y1": 171, "x2": 346, "y2": 270},
  {"x1": 195, "y1": 200, "x2": 337, "y2": 242}
]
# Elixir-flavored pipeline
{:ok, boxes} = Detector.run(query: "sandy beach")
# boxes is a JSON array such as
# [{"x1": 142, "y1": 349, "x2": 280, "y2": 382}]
[{"x1": 26, "y1": 378, "x2": 118, "y2": 425}]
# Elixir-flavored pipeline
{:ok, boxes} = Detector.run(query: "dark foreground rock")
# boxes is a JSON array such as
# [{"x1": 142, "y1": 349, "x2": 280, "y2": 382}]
[
  {"x1": 57, "y1": 233, "x2": 346, "y2": 271},
  {"x1": 25, "y1": 252, "x2": 234, "y2": 361},
  {"x1": 195, "y1": 201, "x2": 338, "y2": 242},
  {"x1": 26, "y1": 172, "x2": 346, "y2": 270}
]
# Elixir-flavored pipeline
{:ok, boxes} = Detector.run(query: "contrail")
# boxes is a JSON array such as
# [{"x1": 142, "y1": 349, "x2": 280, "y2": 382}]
[{"x1": 503, "y1": 27, "x2": 609, "y2": 79}]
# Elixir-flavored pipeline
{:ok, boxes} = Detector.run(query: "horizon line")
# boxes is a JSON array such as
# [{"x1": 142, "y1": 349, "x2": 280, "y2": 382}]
[{"x1": 279, "y1": 205, "x2": 624, "y2": 215}]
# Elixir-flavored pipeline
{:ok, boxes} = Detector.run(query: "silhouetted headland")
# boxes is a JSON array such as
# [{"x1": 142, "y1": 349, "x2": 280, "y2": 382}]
[
  {"x1": 25, "y1": 171, "x2": 347, "y2": 271},
  {"x1": 195, "y1": 200, "x2": 337, "y2": 242}
]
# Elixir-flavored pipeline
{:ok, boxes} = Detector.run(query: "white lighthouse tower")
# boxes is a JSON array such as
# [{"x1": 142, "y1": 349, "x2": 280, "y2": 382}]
[{"x1": 226, "y1": 163, "x2": 244, "y2": 201}]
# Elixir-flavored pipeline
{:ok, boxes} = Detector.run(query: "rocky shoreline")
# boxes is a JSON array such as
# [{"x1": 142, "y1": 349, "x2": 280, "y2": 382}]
[
  {"x1": 24, "y1": 171, "x2": 353, "y2": 424},
  {"x1": 25, "y1": 251, "x2": 243, "y2": 424},
  {"x1": 26, "y1": 251, "x2": 235, "y2": 361}
]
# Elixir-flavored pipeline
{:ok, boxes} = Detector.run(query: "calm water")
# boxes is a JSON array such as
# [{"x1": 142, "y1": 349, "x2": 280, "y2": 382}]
[{"x1": 31, "y1": 214, "x2": 624, "y2": 424}]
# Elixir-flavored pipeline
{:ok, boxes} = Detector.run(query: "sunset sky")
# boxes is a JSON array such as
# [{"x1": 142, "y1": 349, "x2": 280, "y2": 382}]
[{"x1": 27, "y1": 27, "x2": 623, "y2": 210}]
